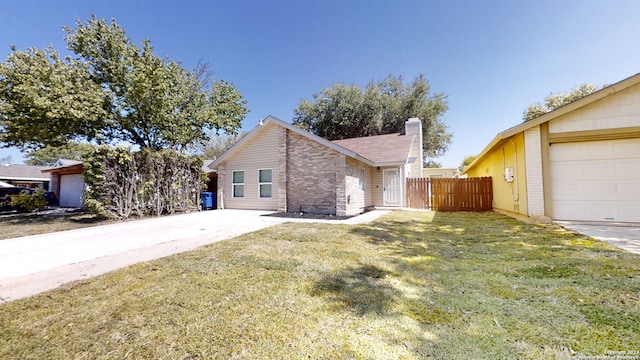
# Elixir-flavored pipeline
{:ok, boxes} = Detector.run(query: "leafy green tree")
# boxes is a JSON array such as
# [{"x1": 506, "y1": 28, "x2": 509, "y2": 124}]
[
  {"x1": 0, "y1": 46, "x2": 107, "y2": 149},
  {"x1": 458, "y1": 154, "x2": 477, "y2": 173},
  {"x1": 24, "y1": 142, "x2": 95, "y2": 166},
  {"x1": 194, "y1": 132, "x2": 246, "y2": 160},
  {"x1": 523, "y1": 83, "x2": 600, "y2": 122},
  {"x1": 0, "y1": 15, "x2": 248, "y2": 151},
  {"x1": 424, "y1": 160, "x2": 442, "y2": 168},
  {"x1": 293, "y1": 74, "x2": 452, "y2": 159}
]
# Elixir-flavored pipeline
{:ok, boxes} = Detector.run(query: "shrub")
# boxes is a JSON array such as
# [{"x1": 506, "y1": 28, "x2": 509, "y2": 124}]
[{"x1": 9, "y1": 190, "x2": 48, "y2": 212}]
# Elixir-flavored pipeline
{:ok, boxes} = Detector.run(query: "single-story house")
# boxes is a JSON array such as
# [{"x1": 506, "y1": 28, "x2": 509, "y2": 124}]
[
  {"x1": 464, "y1": 72, "x2": 640, "y2": 223},
  {"x1": 41, "y1": 159, "x2": 84, "y2": 208},
  {"x1": 209, "y1": 115, "x2": 425, "y2": 216},
  {"x1": 423, "y1": 167, "x2": 458, "y2": 178},
  {"x1": 0, "y1": 163, "x2": 50, "y2": 189}
]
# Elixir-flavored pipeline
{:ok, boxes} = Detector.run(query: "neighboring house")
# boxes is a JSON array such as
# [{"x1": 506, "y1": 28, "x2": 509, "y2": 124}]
[
  {"x1": 202, "y1": 159, "x2": 218, "y2": 193},
  {"x1": 41, "y1": 159, "x2": 84, "y2": 208},
  {"x1": 423, "y1": 167, "x2": 458, "y2": 178},
  {"x1": 0, "y1": 163, "x2": 50, "y2": 189},
  {"x1": 464, "y1": 72, "x2": 640, "y2": 223},
  {"x1": 209, "y1": 115, "x2": 424, "y2": 216}
]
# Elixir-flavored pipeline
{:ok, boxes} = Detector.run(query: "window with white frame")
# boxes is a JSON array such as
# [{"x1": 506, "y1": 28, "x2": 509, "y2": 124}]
[
  {"x1": 259, "y1": 169, "x2": 272, "y2": 198},
  {"x1": 359, "y1": 167, "x2": 365, "y2": 191},
  {"x1": 232, "y1": 170, "x2": 244, "y2": 198}
]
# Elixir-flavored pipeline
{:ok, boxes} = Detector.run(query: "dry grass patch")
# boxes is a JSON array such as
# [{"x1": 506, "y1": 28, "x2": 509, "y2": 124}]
[
  {"x1": 1, "y1": 211, "x2": 639, "y2": 359},
  {"x1": 0, "y1": 210, "x2": 110, "y2": 240}
]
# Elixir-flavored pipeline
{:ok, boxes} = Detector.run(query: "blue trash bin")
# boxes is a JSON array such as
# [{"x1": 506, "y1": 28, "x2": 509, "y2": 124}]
[{"x1": 201, "y1": 192, "x2": 214, "y2": 210}]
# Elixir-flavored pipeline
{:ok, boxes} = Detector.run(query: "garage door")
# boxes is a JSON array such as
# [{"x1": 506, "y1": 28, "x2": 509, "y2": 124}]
[
  {"x1": 550, "y1": 138, "x2": 640, "y2": 222},
  {"x1": 59, "y1": 174, "x2": 84, "y2": 208}
]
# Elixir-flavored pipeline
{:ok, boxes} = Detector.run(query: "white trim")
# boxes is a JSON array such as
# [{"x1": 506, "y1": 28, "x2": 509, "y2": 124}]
[{"x1": 0, "y1": 176, "x2": 49, "y2": 181}]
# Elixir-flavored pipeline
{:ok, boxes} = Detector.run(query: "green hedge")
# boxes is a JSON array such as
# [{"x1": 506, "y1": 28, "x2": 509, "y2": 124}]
[{"x1": 83, "y1": 147, "x2": 206, "y2": 219}]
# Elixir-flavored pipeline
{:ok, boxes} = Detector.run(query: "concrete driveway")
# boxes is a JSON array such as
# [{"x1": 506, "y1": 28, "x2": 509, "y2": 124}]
[
  {"x1": 0, "y1": 209, "x2": 388, "y2": 303},
  {"x1": 556, "y1": 221, "x2": 640, "y2": 255}
]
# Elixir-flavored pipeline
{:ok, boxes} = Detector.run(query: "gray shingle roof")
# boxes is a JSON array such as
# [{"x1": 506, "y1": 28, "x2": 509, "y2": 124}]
[{"x1": 0, "y1": 164, "x2": 49, "y2": 181}]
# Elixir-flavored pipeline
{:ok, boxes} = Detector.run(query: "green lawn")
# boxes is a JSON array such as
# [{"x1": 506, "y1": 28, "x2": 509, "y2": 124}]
[{"x1": 1, "y1": 211, "x2": 638, "y2": 359}]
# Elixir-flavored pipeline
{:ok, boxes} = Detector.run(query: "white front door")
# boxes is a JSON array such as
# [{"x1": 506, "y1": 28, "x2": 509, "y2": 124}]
[{"x1": 383, "y1": 169, "x2": 401, "y2": 206}]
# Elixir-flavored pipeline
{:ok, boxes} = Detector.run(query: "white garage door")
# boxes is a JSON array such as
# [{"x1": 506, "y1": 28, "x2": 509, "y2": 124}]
[
  {"x1": 59, "y1": 174, "x2": 85, "y2": 208},
  {"x1": 550, "y1": 138, "x2": 640, "y2": 222}
]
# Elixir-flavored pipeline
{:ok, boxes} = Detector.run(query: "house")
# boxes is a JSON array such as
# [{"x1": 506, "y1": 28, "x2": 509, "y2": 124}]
[
  {"x1": 202, "y1": 159, "x2": 218, "y2": 193},
  {"x1": 464, "y1": 73, "x2": 640, "y2": 223},
  {"x1": 41, "y1": 159, "x2": 84, "y2": 208},
  {"x1": 209, "y1": 115, "x2": 424, "y2": 216},
  {"x1": 423, "y1": 167, "x2": 458, "y2": 178},
  {"x1": 0, "y1": 163, "x2": 50, "y2": 189}
]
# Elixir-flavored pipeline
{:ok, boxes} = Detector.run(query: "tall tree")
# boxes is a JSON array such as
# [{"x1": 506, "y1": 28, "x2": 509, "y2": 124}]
[
  {"x1": 0, "y1": 15, "x2": 248, "y2": 151},
  {"x1": 523, "y1": 83, "x2": 600, "y2": 122},
  {"x1": 24, "y1": 142, "x2": 95, "y2": 166},
  {"x1": 193, "y1": 132, "x2": 246, "y2": 159},
  {"x1": 293, "y1": 74, "x2": 452, "y2": 159},
  {"x1": 458, "y1": 154, "x2": 477, "y2": 173}
]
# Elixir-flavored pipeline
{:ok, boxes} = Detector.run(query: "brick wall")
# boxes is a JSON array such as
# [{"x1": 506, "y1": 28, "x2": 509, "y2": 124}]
[
  {"x1": 286, "y1": 131, "x2": 339, "y2": 214},
  {"x1": 49, "y1": 173, "x2": 60, "y2": 194}
]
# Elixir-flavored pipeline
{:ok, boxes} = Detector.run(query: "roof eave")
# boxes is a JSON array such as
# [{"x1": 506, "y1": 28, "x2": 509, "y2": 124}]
[
  {"x1": 372, "y1": 161, "x2": 407, "y2": 167},
  {"x1": 0, "y1": 176, "x2": 50, "y2": 181},
  {"x1": 40, "y1": 163, "x2": 84, "y2": 173}
]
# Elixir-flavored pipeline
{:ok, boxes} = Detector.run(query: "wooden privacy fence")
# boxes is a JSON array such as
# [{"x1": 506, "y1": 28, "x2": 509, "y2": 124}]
[{"x1": 406, "y1": 177, "x2": 493, "y2": 212}]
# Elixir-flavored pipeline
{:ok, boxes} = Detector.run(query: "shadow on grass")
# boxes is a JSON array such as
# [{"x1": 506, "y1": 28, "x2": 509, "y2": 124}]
[
  {"x1": 0, "y1": 210, "x2": 105, "y2": 226},
  {"x1": 310, "y1": 264, "x2": 396, "y2": 316}
]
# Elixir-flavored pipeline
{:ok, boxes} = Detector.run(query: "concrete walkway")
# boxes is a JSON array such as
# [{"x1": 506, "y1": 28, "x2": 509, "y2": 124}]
[
  {"x1": 0, "y1": 209, "x2": 389, "y2": 303},
  {"x1": 555, "y1": 221, "x2": 640, "y2": 255}
]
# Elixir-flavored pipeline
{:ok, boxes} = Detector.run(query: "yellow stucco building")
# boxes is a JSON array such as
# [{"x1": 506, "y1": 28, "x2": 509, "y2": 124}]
[{"x1": 464, "y1": 73, "x2": 640, "y2": 223}]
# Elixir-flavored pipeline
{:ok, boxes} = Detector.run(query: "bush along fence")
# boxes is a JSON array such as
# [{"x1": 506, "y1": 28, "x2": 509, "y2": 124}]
[
  {"x1": 83, "y1": 147, "x2": 206, "y2": 219},
  {"x1": 406, "y1": 177, "x2": 493, "y2": 211}
]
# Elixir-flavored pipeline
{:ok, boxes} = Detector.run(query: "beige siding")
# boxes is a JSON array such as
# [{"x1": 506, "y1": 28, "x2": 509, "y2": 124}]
[
  {"x1": 223, "y1": 123, "x2": 280, "y2": 210},
  {"x1": 370, "y1": 168, "x2": 384, "y2": 206},
  {"x1": 345, "y1": 158, "x2": 370, "y2": 215},
  {"x1": 405, "y1": 119, "x2": 423, "y2": 178},
  {"x1": 364, "y1": 166, "x2": 373, "y2": 207},
  {"x1": 549, "y1": 83, "x2": 640, "y2": 133}
]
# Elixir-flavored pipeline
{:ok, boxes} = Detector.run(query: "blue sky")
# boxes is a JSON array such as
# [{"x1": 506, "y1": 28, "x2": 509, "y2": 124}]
[{"x1": 1, "y1": 0, "x2": 639, "y2": 167}]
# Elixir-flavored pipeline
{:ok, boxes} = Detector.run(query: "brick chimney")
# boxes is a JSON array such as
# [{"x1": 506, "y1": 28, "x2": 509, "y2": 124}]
[{"x1": 405, "y1": 118, "x2": 423, "y2": 178}]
